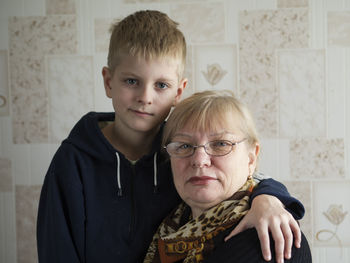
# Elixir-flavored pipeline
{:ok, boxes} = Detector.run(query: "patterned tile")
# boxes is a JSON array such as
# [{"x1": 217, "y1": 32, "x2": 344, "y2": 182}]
[
  {"x1": 313, "y1": 181, "x2": 350, "y2": 247},
  {"x1": 277, "y1": 0, "x2": 309, "y2": 8},
  {"x1": 170, "y1": 2, "x2": 225, "y2": 44},
  {"x1": 0, "y1": 158, "x2": 12, "y2": 192},
  {"x1": 47, "y1": 56, "x2": 94, "y2": 143},
  {"x1": 46, "y1": 0, "x2": 76, "y2": 15},
  {"x1": 290, "y1": 138, "x2": 344, "y2": 179},
  {"x1": 9, "y1": 16, "x2": 77, "y2": 143},
  {"x1": 278, "y1": 49, "x2": 325, "y2": 137},
  {"x1": 0, "y1": 50, "x2": 9, "y2": 116},
  {"x1": 283, "y1": 180, "x2": 312, "y2": 243},
  {"x1": 193, "y1": 44, "x2": 237, "y2": 94},
  {"x1": 328, "y1": 11, "x2": 350, "y2": 47},
  {"x1": 16, "y1": 185, "x2": 41, "y2": 263},
  {"x1": 239, "y1": 9, "x2": 309, "y2": 137}
]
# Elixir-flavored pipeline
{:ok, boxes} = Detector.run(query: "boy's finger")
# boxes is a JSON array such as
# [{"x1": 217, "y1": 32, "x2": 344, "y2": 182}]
[
  {"x1": 280, "y1": 223, "x2": 293, "y2": 259},
  {"x1": 224, "y1": 217, "x2": 247, "y2": 241},
  {"x1": 269, "y1": 223, "x2": 285, "y2": 263},
  {"x1": 256, "y1": 224, "x2": 271, "y2": 262}
]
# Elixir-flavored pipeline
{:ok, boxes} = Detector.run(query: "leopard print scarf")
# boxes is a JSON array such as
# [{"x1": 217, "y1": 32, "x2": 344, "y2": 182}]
[{"x1": 144, "y1": 177, "x2": 257, "y2": 263}]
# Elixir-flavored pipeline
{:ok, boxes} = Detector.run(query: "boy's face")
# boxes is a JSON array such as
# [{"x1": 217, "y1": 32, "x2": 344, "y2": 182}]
[{"x1": 102, "y1": 54, "x2": 187, "y2": 135}]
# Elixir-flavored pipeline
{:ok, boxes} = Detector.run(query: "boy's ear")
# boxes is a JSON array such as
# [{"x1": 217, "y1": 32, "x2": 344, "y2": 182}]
[
  {"x1": 102, "y1": 67, "x2": 113, "y2": 98},
  {"x1": 174, "y1": 78, "x2": 188, "y2": 105}
]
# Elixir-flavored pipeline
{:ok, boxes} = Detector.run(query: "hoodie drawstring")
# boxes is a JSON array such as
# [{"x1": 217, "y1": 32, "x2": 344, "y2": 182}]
[
  {"x1": 115, "y1": 152, "x2": 159, "y2": 197},
  {"x1": 116, "y1": 152, "x2": 123, "y2": 197},
  {"x1": 153, "y1": 152, "x2": 159, "y2": 194}
]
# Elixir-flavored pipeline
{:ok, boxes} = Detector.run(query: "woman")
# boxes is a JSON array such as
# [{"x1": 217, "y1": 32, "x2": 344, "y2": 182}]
[{"x1": 144, "y1": 90, "x2": 311, "y2": 263}]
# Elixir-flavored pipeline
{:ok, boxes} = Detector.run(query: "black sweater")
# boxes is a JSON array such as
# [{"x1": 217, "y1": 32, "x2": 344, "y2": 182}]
[{"x1": 37, "y1": 112, "x2": 304, "y2": 263}]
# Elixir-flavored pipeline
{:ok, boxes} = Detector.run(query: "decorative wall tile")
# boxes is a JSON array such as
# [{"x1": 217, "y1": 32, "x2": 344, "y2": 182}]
[
  {"x1": 16, "y1": 185, "x2": 41, "y2": 263},
  {"x1": 283, "y1": 181, "x2": 312, "y2": 243},
  {"x1": 9, "y1": 16, "x2": 77, "y2": 143},
  {"x1": 94, "y1": 18, "x2": 114, "y2": 53},
  {"x1": 290, "y1": 138, "x2": 344, "y2": 179},
  {"x1": 47, "y1": 56, "x2": 94, "y2": 143},
  {"x1": 239, "y1": 9, "x2": 309, "y2": 137},
  {"x1": 277, "y1": 0, "x2": 309, "y2": 8},
  {"x1": 0, "y1": 50, "x2": 9, "y2": 116},
  {"x1": 328, "y1": 11, "x2": 350, "y2": 47},
  {"x1": 0, "y1": 158, "x2": 12, "y2": 192},
  {"x1": 313, "y1": 181, "x2": 350, "y2": 248},
  {"x1": 170, "y1": 3, "x2": 225, "y2": 44},
  {"x1": 46, "y1": 0, "x2": 76, "y2": 15},
  {"x1": 194, "y1": 45, "x2": 237, "y2": 93},
  {"x1": 278, "y1": 49, "x2": 325, "y2": 138}
]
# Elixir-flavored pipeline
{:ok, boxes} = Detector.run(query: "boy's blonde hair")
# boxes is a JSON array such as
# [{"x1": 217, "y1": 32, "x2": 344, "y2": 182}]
[
  {"x1": 108, "y1": 10, "x2": 186, "y2": 77},
  {"x1": 163, "y1": 90, "x2": 259, "y2": 150}
]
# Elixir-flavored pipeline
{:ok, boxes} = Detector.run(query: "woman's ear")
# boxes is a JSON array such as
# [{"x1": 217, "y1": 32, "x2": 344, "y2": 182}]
[{"x1": 248, "y1": 143, "x2": 260, "y2": 175}]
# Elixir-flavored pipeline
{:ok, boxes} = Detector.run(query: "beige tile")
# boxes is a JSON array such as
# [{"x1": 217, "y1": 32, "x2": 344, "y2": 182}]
[
  {"x1": 46, "y1": 0, "x2": 76, "y2": 15},
  {"x1": 181, "y1": 45, "x2": 194, "y2": 100},
  {"x1": 277, "y1": 0, "x2": 309, "y2": 8},
  {"x1": 283, "y1": 181, "x2": 312, "y2": 243},
  {"x1": 47, "y1": 55, "x2": 94, "y2": 143},
  {"x1": 94, "y1": 18, "x2": 115, "y2": 53},
  {"x1": 8, "y1": 16, "x2": 77, "y2": 143},
  {"x1": 0, "y1": 158, "x2": 12, "y2": 192},
  {"x1": 16, "y1": 185, "x2": 41, "y2": 263},
  {"x1": 170, "y1": 2, "x2": 225, "y2": 44},
  {"x1": 0, "y1": 50, "x2": 9, "y2": 116},
  {"x1": 278, "y1": 49, "x2": 325, "y2": 138},
  {"x1": 328, "y1": 11, "x2": 350, "y2": 47},
  {"x1": 239, "y1": 9, "x2": 309, "y2": 137},
  {"x1": 290, "y1": 138, "x2": 344, "y2": 179}
]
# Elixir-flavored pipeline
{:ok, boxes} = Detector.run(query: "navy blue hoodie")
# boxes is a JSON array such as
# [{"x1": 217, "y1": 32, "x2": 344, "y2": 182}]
[{"x1": 37, "y1": 112, "x2": 304, "y2": 263}]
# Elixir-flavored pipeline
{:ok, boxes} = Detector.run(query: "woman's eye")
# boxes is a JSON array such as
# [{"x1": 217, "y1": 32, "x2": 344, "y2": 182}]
[
  {"x1": 156, "y1": 82, "x2": 168, "y2": 89},
  {"x1": 178, "y1": 143, "x2": 192, "y2": 150},
  {"x1": 212, "y1": 141, "x2": 229, "y2": 147}
]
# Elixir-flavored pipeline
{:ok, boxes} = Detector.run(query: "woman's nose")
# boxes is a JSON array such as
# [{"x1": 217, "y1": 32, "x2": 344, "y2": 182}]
[{"x1": 190, "y1": 146, "x2": 211, "y2": 168}]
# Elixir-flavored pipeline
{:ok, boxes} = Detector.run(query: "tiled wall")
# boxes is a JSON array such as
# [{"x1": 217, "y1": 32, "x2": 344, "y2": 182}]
[{"x1": 0, "y1": 0, "x2": 349, "y2": 262}]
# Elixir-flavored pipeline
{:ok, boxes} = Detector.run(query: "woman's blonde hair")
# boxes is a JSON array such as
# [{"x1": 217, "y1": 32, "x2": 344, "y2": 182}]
[
  {"x1": 107, "y1": 10, "x2": 186, "y2": 77},
  {"x1": 163, "y1": 90, "x2": 259, "y2": 150}
]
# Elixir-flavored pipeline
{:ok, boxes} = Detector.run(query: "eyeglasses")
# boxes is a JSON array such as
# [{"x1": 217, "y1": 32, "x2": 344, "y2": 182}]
[{"x1": 164, "y1": 139, "x2": 246, "y2": 158}]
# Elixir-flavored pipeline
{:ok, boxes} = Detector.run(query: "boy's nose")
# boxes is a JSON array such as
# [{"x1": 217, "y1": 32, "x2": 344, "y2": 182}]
[
  {"x1": 137, "y1": 85, "x2": 153, "y2": 105},
  {"x1": 190, "y1": 147, "x2": 211, "y2": 168}
]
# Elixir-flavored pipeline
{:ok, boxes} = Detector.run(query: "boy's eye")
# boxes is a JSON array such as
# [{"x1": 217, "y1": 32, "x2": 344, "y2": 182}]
[
  {"x1": 156, "y1": 82, "x2": 169, "y2": 89},
  {"x1": 125, "y1": 79, "x2": 138, "y2": 85}
]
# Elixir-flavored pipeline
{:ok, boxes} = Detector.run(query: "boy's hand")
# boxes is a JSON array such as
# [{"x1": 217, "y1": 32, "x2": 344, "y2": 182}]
[{"x1": 224, "y1": 194, "x2": 301, "y2": 263}]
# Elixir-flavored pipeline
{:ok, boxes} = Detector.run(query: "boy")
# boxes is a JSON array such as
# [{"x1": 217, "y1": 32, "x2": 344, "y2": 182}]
[{"x1": 37, "y1": 10, "x2": 303, "y2": 263}]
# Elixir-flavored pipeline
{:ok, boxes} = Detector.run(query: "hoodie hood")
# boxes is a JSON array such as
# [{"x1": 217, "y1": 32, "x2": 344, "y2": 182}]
[{"x1": 62, "y1": 112, "x2": 165, "y2": 196}]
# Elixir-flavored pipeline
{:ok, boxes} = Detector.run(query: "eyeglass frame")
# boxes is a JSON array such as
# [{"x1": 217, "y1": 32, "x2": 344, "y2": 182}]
[{"x1": 164, "y1": 138, "x2": 247, "y2": 158}]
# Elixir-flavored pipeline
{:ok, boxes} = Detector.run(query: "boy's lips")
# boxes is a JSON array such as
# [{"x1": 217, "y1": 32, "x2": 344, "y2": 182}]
[
  {"x1": 130, "y1": 109, "x2": 153, "y2": 116},
  {"x1": 187, "y1": 176, "x2": 217, "y2": 185}
]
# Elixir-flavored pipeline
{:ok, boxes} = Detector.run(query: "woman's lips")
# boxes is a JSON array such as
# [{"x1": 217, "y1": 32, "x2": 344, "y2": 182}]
[{"x1": 188, "y1": 176, "x2": 217, "y2": 185}]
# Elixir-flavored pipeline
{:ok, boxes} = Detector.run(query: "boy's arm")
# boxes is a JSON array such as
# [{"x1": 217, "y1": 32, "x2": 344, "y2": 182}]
[
  {"x1": 225, "y1": 177, "x2": 304, "y2": 263},
  {"x1": 37, "y1": 149, "x2": 85, "y2": 263}
]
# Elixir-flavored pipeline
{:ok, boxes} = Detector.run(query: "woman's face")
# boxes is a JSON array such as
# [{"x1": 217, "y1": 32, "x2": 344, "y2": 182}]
[{"x1": 170, "y1": 121, "x2": 259, "y2": 217}]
